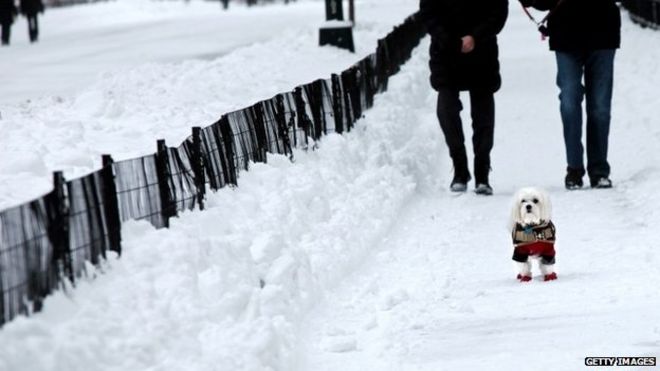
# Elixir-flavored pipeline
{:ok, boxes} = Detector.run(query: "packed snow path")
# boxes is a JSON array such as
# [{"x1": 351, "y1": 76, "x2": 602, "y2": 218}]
[
  {"x1": 0, "y1": 0, "x2": 326, "y2": 105},
  {"x1": 296, "y1": 7, "x2": 660, "y2": 371},
  {"x1": 1, "y1": 2, "x2": 660, "y2": 371}
]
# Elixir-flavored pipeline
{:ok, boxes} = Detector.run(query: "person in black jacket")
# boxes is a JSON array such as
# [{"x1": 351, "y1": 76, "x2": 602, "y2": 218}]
[
  {"x1": 419, "y1": 0, "x2": 509, "y2": 195},
  {"x1": 519, "y1": 0, "x2": 621, "y2": 189},
  {"x1": 0, "y1": 0, "x2": 17, "y2": 45},
  {"x1": 19, "y1": 0, "x2": 43, "y2": 43}
]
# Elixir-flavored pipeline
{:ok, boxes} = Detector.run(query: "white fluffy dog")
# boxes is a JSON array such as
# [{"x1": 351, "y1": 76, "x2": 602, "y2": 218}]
[{"x1": 508, "y1": 187, "x2": 558, "y2": 282}]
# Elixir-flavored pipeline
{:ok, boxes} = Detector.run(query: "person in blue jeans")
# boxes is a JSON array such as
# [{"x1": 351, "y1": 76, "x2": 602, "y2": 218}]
[{"x1": 519, "y1": 0, "x2": 621, "y2": 189}]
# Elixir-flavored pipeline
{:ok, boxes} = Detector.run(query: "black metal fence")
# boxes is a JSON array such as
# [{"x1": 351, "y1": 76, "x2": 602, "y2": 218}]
[
  {"x1": 44, "y1": 0, "x2": 296, "y2": 8},
  {"x1": 0, "y1": 13, "x2": 425, "y2": 327},
  {"x1": 45, "y1": 0, "x2": 109, "y2": 7},
  {"x1": 623, "y1": 0, "x2": 660, "y2": 29}
]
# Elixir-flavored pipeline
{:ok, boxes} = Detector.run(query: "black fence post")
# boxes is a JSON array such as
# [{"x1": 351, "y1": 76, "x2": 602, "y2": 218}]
[
  {"x1": 274, "y1": 94, "x2": 294, "y2": 159},
  {"x1": 293, "y1": 87, "x2": 312, "y2": 147},
  {"x1": 652, "y1": 0, "x2": 660, "y2": 27},
  {"x1": 304, "y1": 81, "x2": 325, "y2": 141},
  {"x1": 218, "y1": 117, "x2": 239, "y2": 186},
  {"x1": 191, "y1": 128, "x2": 206, "y2": 211},
  {"x1": 155, "y1": 139, "x2": 175, "y2": 228},
  {"x1": 341, "y1": 66, "x2": 360, "y2": 130},
  {"x1": 364, "y1": 58, "x2": 376, "y2": 109},
  {"x1": 101, "y1": 155, "x2": 122, "y2": 256},
  {"x1": 331, "y1": 74, "x2": 344, "y2": 134},
  {"x1": 251, "y1": 104, "x2": 269, "y2": 164},
  {"x1": 50, "y1": 171, "x2": 73, "y2": 286},
  {"x1": 376, "y1": 39, "x2": 391, "y2": 92}
]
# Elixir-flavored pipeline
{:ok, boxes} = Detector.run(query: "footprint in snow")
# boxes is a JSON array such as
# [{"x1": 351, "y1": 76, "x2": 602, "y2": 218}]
[{"x1": 321, "y1": 336, "x2": 358, "y2": 353}]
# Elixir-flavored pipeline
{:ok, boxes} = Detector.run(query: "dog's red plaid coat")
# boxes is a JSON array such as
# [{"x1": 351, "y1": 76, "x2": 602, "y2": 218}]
[{"x1": 512, "y1": 221, "x2": 556, "y2": 264}]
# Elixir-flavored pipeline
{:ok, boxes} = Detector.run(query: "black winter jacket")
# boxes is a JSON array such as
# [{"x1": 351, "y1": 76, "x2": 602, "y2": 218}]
[
  {"x1": 528, "y1": 0, "x2": 621, "y2": 51},
  {"x1": 20, "y1": 0, "x2": 43, "y2": 16},
  {"x1": 0, "y1": 0, "x2": 17, "y2": 24},
  {"x1": 419, "y1": 0, "x2": 509, "y2": 92}
]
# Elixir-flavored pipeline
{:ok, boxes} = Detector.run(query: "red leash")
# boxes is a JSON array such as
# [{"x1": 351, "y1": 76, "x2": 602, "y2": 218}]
[
  {"x1": 520, "y1": 3, "x2": 549, "y2": 40},
  {"x1": 520, "y1": 0, "x2": 567, "y2": 41}
]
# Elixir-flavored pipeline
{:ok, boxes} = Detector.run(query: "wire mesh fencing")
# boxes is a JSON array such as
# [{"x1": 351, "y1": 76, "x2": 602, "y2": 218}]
[
  {"x1": 0, "y1": 12, "x2": 425, "y2": 327},
  {"x1": 44, "y1": 0, "x2": 109, "y2": 7},
  {"x1": 66, "y1": 166, "x2": 122, "y2": 279},
  {"x1": 623, "y1": 0, "x2": 660, "y2": 29},
  {"x1": 0, "y1": 193, "x2": 58, "y2": 323}
]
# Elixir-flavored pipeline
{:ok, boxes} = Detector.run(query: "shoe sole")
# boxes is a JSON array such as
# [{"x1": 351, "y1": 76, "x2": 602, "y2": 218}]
[
  {"x1": 450, "y1": 184, "x2": 468, "y2": 192},
  {"x1": 475, "y1": 187, "x2": 493, "y2": 195}
]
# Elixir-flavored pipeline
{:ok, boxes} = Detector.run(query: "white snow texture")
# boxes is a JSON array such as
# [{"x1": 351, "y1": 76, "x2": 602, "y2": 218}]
[{"x1": 0, "y1": 1, "x2": 659, "y2": 371}]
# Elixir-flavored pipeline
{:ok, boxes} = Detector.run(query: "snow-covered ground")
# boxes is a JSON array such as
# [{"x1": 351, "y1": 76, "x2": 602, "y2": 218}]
[
  {"x1": 0, "y1": 0, "x2": 326, "y2": 105},
  {"x1": 296, "y1": 10, "x2": 660, "y2": 371},
  {"x1": 1, "y1": 1, "x2": 660, "y2": 371},
  {"x1": 0, "y1": 0, "x2": 415, "y2": 210}
]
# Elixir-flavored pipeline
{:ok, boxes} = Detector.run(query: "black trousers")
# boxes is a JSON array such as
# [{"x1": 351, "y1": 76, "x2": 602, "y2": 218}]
[
  {"x1": 1, "y1": 22, "x2": 10, "y2": 45},
  {"x1": 27, "y1": 14, "x2": 38, "y2": 42},
  {"x1": 436, "y1": 88, "x2": 495, "y2": 184}
]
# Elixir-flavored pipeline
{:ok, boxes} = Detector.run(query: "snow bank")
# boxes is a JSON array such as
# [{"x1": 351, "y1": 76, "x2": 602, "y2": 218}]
[{"x1": 0, "y1": 37, "x2": 435, "y2": 371}]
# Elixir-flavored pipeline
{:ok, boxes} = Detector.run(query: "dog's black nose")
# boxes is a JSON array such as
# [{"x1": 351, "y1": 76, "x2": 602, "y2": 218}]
[{"x1": 526, "y1": 205, "x2": 533, "y2": 212}]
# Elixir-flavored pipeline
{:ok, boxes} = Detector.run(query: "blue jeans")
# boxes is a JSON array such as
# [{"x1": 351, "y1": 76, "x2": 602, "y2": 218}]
[{"x1": 555, "y1": 49, "x2": 615, "y2": 179}]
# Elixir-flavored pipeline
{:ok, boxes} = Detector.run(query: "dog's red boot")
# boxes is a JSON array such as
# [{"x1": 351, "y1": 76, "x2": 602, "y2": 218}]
[
  {"x1": 544, "y1": 272, "x2": 558, "y2": 281},
  {"x1": 517, "y1": 274, "x2": 532, "y2": 282}
]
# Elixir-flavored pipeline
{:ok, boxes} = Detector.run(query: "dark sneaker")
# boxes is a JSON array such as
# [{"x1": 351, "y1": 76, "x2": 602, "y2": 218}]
[
  {"x1": 590, "y1": 177, "x2": 612, "y2": 189},
  {"x1": 565, "y1": 167, "x2": 585, "y2": 190},
  {"x1": 450, "y1": 173, "x2": 471, "y2": 193},
  {"x1": 450, "y1": 182, "x2": 468, "y2": 192},
  {"x1": 475, "y1": 183, "x2": 493, "y2": 196}
]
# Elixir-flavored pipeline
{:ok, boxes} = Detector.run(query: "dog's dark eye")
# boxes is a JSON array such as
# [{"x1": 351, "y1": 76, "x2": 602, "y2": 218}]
[
  {"x1": 532, "y1": 198, "x2": 539, "y2": 204},
  {"x1": 521, "y1": 200, "x2": 527, "y2": 204}
]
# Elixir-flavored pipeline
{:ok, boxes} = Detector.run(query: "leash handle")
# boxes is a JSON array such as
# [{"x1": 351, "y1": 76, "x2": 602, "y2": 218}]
[
  {"x1": 522, "y1": 0, "x2": 568, "y2": 25},
  {"x1": 520, "y1": 0, "x2": 568, "y2": 41},
  {"x1": 520, "y1": 4, "x2": 547, "y2": 40}
]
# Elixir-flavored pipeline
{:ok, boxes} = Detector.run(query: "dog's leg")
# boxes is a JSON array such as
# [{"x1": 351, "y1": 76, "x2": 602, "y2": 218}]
[
  {"x1": 516, "y1": 261, "x2": 532, "y2": 282},
  {"x1": 540, "y1": 263, "x2": 557, "y2": 281}
]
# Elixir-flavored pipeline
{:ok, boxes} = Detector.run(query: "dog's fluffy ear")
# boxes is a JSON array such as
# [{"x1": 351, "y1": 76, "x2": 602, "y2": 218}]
[
  {"x1": 508, "y1": 189, "x2": 522, "y2": 231},
  {"x1": 539, "y1": 188, "x2": 552, "y2": 222}
]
